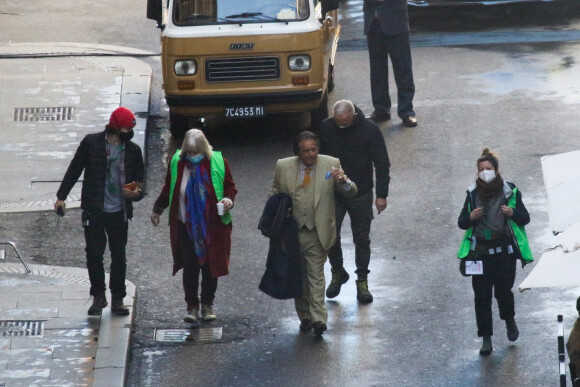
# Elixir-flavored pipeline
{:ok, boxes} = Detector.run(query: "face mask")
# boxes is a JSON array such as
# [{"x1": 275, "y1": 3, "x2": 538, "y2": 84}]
[
  {"x1": 478, "y1": 169, "x2": 496, "y2": 184},
  {"x1": 187, "y1": 155, "x2": 204, "y2": 164},
  {"x1": 118, "y1": 130, "x2": 134, "y2": 142}
]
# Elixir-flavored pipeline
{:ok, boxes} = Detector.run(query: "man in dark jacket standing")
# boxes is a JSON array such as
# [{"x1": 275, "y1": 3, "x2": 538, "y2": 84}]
[
  {"x1": 364, "y1": 0, "x2": 417, "y2": 127},
  {"x1": 55, "y1": 107, "x2": 144, "y2": 316},
  {"x1": 319, "y1": 100, "x2": 390, "y2": 303}
]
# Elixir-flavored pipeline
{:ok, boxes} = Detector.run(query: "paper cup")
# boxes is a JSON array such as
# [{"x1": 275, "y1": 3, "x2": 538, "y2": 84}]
[{"x1": 217, "y1": 202, "x2": 224, "y2": 216}]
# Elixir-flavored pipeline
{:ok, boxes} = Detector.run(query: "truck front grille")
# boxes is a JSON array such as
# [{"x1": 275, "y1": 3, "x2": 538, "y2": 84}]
[{"x1": 205, "y1": 56, "x2": 280, "y2": 82}]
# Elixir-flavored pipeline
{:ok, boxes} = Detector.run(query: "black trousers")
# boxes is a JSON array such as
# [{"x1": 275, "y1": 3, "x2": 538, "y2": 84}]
[
  {"x1": 84, "y1": 210, "x2": 128, "y2": 300},
  {"x1": 328, "y1": 191, "x2": 374, "y2": 278},
  {"x1": 177, "y1": 222, "x2": 217, "y2": 309},
  {"x1": 367, "y1": 20, "x2": 415, "y2": 119},
  {"x1": 471, "y1": 251, "x2": 517, "y2": 337}
]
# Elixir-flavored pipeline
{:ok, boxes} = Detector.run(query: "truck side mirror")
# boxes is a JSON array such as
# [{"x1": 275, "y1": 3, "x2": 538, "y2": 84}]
[
  {"x1": 322, "y1": 0, "x2": 339, "y2": 15},
  {"x1": 147, "y1": 0, "x2": 163, "y2": 28}
]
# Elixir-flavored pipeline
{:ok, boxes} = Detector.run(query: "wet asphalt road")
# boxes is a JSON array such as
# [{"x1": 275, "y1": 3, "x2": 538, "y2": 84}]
[{"x1": 3, "y1": 0, "x2": 580, "y2": 385}]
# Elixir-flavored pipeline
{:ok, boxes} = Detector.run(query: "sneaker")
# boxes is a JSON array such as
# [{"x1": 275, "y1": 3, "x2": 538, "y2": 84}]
[
  {"x1": 326, "y1": 268, "x2": 349, "y2": 298},
  {"x1": 111, "y1": 299, "x2": 130, "y2": 316},
  {"x1": 201, "y1": 304, "x2": 217, "y2": 321},
  {"x1": 506, "y1": 318, "x2": 519, "y2": 342},
  {"x1": 312, "y1": 321, "x2": 327, "y2": 337},
  {"x1": 184, "y1": 308, "x2": 199, "y2": 325},
  {"x1": 356, "y1": 279, "x2": 374, "y2": 303},
  {"x1": 479, "y1": 336, "x2": 493, "y2": 356},
  {"x1": 299, "y1": 319, "x2": 313, "y2": 332},
  {"x1": 88, "y1": 295, "x2": 108, "y2": 316}
]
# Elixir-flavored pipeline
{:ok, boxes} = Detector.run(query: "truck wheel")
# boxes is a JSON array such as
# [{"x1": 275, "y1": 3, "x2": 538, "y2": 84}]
[
  {"x1": 310, "y1": 92, "x2": 329, "y2": 132},
  {"x1": 327, "y1": 63, "x2": 335, "y2": 93},
  {"x1": 169, "y1": 112, "x2": 190, "y2": 138}
]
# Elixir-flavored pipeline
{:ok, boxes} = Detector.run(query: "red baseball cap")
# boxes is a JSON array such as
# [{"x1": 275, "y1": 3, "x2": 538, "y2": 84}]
[{"x1": 109, "y1": 107, "x2": 136, "y2": 129}]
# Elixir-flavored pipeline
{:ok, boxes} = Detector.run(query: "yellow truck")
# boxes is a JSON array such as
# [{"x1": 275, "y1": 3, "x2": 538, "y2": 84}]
[{"x1": 147, "y1": 0, "x2": 340, "y2": 136}]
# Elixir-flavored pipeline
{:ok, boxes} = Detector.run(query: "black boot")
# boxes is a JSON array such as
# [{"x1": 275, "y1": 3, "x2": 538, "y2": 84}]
[
  {"x1": 88, "y1": 294, "x2": 108, "y2": 316},
  {"x1": 111, "y1": 298, "x2": 130, "y2": 316},
  {"x1": 326, "y1": 268, "x2": 349, "y2": 298},
  {"x1": 506, "y1": 318, "x2": 519, "y2": 342},
  {"x1": 479, "y1": 336, "x2": 493, "y2": 355}
]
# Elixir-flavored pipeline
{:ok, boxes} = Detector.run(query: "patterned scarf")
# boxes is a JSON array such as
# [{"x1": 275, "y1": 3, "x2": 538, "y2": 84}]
[{"x1": 184, "y1": 160, "x2": 209, "y2": 264}]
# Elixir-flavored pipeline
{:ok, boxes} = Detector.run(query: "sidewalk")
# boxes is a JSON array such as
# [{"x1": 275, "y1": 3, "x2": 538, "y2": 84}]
[
  {"x1": 0, "y1": 42, "x2": 153, "y2": 386},
  {"x1": 0, "y1": 42, "x2": 153, "y2": 213},
  {"x1": 0, "y1": 262, "x2": 136, "y2": 387}
]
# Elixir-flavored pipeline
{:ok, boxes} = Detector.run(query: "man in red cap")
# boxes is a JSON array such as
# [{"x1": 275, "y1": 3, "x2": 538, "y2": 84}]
[{"x1": 55, "y1": 107, "x2": 145, "y2": 316}]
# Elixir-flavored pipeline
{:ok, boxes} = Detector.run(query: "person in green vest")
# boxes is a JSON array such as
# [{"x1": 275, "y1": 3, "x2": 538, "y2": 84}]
[
  {"x1": 457, "y1": 148, "x2": 532, "y2": 356},
  {"x1": 150, "y1": 129, "x2": 237, "y2": 326}
]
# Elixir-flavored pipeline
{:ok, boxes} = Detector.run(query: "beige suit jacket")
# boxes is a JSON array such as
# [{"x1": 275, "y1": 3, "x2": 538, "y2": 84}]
[{"x1": 271, "y1": 155, "x2": 357, "y2": 251}]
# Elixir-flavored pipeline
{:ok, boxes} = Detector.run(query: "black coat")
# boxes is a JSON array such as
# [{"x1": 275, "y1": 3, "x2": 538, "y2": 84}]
[
  {"x1": 258, "y1": 193, "x2": 303, "y2": 300},
  {"x1": 363, "y1": 0, "x2": 410, "y2": 35},
  {"x1": 57, "y1": 130, "x2": 144, "y2": 219},
  {"x1": 319, "y1": 105, "x2": 391, "y2": 198}
]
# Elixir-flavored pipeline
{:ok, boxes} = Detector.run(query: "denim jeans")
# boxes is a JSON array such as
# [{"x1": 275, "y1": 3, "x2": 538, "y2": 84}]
[{"x1": 84, "y1": 210, "x2": 128, "y2": 299}]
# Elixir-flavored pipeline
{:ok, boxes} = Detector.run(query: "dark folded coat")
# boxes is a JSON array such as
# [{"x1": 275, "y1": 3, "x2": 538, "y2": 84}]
[{"x1": 258, "y1": 193, "x2": 303, "y2": 300}]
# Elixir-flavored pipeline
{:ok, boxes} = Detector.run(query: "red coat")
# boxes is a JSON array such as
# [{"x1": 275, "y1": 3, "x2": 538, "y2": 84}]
[{"x1": 153, "y1": 156, "x2": 237, "y2": 278}]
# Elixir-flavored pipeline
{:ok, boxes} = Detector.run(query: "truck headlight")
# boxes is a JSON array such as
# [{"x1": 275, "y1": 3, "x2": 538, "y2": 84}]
[
  {"x1": 289, "y1": 55, "x2": 311, "y2": 71},
  {"x1": 175, "y1": 60, "x2": 197, "y2": 76}
]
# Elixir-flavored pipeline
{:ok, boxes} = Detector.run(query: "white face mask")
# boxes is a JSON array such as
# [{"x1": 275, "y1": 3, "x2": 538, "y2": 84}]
[{"x1": 478, "y1": 169, "x2": 496, "y2": 184}]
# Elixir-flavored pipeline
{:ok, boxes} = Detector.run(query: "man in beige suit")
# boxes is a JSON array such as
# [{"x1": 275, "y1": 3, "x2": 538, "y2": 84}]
[{"x1": 271, "y1": 131, "x2": 357, "y2": 337}]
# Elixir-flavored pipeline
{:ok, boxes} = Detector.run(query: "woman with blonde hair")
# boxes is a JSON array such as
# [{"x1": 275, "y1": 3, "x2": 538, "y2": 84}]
[
  {"x1": 151, "y1": 129, "x2": 237, "y2": 325},
  {"x1": 457, "y1": 148, "x2": 533, "y2": 355}
]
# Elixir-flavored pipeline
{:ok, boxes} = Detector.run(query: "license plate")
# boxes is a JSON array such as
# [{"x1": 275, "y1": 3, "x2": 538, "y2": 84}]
[{"x1": 225, "y1": 106, "x2": 265, "y2": 118}]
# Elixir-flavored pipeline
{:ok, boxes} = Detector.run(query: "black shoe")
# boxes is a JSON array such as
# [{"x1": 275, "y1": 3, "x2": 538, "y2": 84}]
[
  {"x1": 326, "y1": 268, "x2": 349, "y2": 298},
  {"x1": 88, "y1": 295, "x2": 108, "y2": 316},
  {"x1": 111, "y1": 298, "x2": 130, "y2": 316},
  {"x1": 506, "y1": 318, "x2": 519, "y2": 342},
  {"x1": 402, "y1": 115, "x2": 418, "y2": 127},
  {"x1": 299, "y1": 319, "x2": 313, "y2": 332},
  {"x1": 312, "y1": 321, "x2": 327, "y2": 337},
  {"x1": 368, "y1": 111, "x2": 391, "y2": 123},
  {"x1": 479, "y1": 336, "x2": 493, "y2": 355},
  {"x1": 356, "y1": 279, "x2": 374, "y2": 303}
]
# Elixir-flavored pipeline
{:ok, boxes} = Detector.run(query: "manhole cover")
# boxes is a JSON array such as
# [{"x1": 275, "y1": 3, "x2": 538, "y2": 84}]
[
  {"x1": 13, "y1": 107, "x2": 74, "y2": 122},
  {"x1": 0, "y1": 320, "x2": 45, "y2": 337},
  {"x1": 153, "y1": 327, "x2": 222, "y2": 343}
]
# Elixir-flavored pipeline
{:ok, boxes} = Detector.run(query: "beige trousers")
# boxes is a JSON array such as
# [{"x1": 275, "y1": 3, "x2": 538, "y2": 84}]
[{"x1": 295, "y1": 228, "x2": 328, "y2": 324}]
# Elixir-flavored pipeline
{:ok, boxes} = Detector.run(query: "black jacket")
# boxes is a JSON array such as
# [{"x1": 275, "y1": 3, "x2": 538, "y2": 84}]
[
  {"x1": 363, "y1": 0, "x2": 410, "y2": 35},
  {"x1": 258, "y1": 193, "x2": 303, "y2": 300},
  {"x1": 57, "y1": 130, "x2": 144, "y2": 219},
  {"x1": 319, "y1": 105, "x2": 391, "y2": 198}
]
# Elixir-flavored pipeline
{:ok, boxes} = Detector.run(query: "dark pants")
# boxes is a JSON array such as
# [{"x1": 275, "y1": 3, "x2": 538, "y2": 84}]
[
  {"x1": 328, "y1": 191, "x2": 374, "y2": 279},
  {"x1": 471, "y1": 251, "x2": 517, "y2": 337},
  {"x1": 367, "y1": 20, "x2": 415, "y2": 119},
  {"x1": 177, "y1": 222, "x2": 217, "y2": 309},
  {"x1": 84, "y1": 210, "x2": 128, "y2": 300}
]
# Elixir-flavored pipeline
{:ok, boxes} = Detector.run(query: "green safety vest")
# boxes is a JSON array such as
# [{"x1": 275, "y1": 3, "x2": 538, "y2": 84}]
[
  {"x1": 169, "y1": 150, "x2": 232, "y2": 225},
  {"x1": 457, "y1": 187, "x2": 533, "y2": 263}
]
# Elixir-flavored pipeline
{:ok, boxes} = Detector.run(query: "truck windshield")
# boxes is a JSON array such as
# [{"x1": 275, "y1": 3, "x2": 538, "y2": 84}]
[{"x1": 173, "y1": 0, "x2": 310, "y2": 26}]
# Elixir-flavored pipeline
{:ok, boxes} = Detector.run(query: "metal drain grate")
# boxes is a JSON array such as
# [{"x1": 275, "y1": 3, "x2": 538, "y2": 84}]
[
  {"x1": 13, "y1": 107, "x2": 74, "y2": 122},
  {"x1": 0, "y1": 320, "x2": 45, "y2": 337},
  {"x1": 153, "y1": 327, "x2": 222, "y2": 343}
]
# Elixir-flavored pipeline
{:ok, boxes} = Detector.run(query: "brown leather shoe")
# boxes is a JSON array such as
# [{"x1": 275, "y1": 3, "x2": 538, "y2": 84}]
[
  {"x1": 368, "y1": 111, "x2": 391, "y2": 123},
  {"x1": 402, "y1": 115, "x2": 418, "y2": 127}
]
